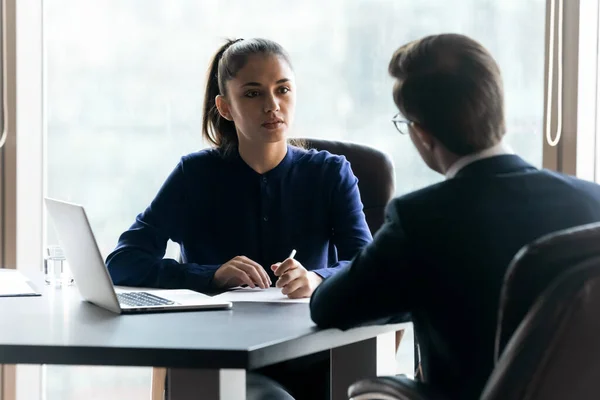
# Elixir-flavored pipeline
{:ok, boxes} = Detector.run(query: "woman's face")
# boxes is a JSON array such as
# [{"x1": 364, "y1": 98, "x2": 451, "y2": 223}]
[{"x1": 217, "y1": 54, "x2": 296, "y2": 147}]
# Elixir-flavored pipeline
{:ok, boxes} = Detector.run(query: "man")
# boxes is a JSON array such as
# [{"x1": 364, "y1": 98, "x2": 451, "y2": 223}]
[{"x1": 310, "y1": 33, "x2": 600, "y2": 399}]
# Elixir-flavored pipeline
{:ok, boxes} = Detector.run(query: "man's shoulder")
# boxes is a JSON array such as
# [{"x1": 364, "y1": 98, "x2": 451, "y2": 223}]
[
  {"x1": 387, "y1": 168, "x2": 600, "y2": 218},
  {"x1": 387, "y1": 180, "x2": 452, "y2": 214},
  {"x1": 542, "y1": 169, "x2": 600, "y2": 194}
]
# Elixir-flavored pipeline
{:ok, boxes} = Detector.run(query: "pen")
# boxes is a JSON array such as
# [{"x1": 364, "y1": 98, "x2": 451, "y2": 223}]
[
  {"x1": 288, "y1": 249, "x2": 296, "y2": 260},
  {"x1": 274, "y1": 249, "x2": 296, "y2": 286}
]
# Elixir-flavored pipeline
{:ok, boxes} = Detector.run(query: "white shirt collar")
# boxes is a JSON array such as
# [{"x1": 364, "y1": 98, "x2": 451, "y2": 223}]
[{"x1": 445, "y1": 142, "x2": 514, "y2": 179}]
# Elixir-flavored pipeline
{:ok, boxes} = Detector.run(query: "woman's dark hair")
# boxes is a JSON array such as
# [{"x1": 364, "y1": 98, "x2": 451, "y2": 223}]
[
  {"x1": 389, "y1": 34, "x2": 505, "y2": 156},
  {"x1": 202, "y1": 38, "x2": 293, "y2": 153}
]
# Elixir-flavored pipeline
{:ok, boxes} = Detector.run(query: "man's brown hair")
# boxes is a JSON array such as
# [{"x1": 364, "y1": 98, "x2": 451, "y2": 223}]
[{"x1": 389, "y1": 34, "x2": 505, "y2": 155}]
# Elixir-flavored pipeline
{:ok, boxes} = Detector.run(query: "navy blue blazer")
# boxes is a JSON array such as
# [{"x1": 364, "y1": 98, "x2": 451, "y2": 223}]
[{"x1": 311, "y1": 154, "x2": 600, "y2": 399}]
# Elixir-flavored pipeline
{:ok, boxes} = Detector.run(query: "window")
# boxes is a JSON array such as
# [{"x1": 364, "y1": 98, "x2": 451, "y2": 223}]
[{"x1": 41, "y1": 0, "x2": 546, "y2": 398}]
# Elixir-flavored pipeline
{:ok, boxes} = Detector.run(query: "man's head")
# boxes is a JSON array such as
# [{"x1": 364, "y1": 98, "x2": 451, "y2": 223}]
[{"x1": 389, "y1": 34, "x2": 506, "y2": 173}]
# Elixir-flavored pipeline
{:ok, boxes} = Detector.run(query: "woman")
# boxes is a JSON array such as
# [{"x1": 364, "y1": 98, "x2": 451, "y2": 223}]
[
  {"x1": 106, "y1": 38, "x2": 372, "y2": 301},
  {"x1": 107, "y1": 37, "x2": 371, "y2": 399}
]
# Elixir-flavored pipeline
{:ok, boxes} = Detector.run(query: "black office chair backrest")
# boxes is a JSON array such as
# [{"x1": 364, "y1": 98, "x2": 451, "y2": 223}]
[
  {"x1": 301, "y1": 138, "x2": 395, "y2": 235},
  {"x1": 495, "y1": 221, "x2": 600, "y2": 360},
  {"x1": 482, "y1": 257, "x2": 600, "y2": 400}
]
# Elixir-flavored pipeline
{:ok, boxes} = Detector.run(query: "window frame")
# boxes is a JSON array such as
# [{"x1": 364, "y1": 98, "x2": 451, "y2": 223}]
[
  {"x1": 0, "y1": 0, "x2": 17, "y2": 399},
  {"x1": 1, "y1": 0, "x2": 44, "y2": 398},
  {"x1": 543, "y1": 0, "x2": 600, "y2": 179}
]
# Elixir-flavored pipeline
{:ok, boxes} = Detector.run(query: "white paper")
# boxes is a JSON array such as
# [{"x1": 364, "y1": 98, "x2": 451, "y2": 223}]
[
  {"x1": 0, "y1": 270, "x2": 39, "y2": 297},
  {"x1": 212, "y1": 287, "x2": 310, "y2": 304}
]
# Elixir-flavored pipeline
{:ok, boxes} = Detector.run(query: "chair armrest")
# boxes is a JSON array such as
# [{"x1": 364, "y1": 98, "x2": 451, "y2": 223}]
[{"x1": 348, "y1": 375, "x2": 448, "y2": 400}]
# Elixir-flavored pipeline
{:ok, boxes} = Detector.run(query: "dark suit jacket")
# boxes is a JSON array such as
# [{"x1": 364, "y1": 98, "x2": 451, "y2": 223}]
[{"x1": 310, "y1": 154, "x2": 600, "y2": 399}]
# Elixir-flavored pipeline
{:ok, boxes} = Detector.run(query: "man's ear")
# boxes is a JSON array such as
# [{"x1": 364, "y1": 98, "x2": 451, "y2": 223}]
[
  {"x1": 215, "y1": 95, "x2": 233, "y2": 121},
  {"x1": 412, "y1": 123, "x2": 434, "y2": 151}
]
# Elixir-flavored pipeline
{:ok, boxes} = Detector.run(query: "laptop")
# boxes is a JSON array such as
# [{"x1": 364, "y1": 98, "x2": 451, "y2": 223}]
[{"x1": 44, "y1": 198, "x2": 232, "y2": 314}]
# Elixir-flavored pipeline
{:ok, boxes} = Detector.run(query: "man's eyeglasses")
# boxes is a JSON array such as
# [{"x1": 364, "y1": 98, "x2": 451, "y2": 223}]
[{"x1": 392, "y1": 113, "x2": 413, "y2": 135}]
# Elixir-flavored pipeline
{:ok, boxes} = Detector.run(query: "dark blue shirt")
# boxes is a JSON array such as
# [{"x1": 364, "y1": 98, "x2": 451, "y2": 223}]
[{"x1": 106, "y1": 145, "x2": 373, "y2": 293}]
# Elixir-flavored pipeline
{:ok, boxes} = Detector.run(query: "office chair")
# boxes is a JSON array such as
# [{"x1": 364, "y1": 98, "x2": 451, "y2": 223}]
[
  {"x1": 301, "y1": 138, "x2": 395, "y2": 235},
  {"x1": 495, "y1": 221, "x2": 600, "y2": 358},
  {"x1": 348, "y1": 222, "x2": 600, "y2": 400}
]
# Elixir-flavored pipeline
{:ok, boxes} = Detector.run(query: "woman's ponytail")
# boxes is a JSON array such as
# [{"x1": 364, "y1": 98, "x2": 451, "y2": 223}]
[{"x1": 201, "y1": 39, "x2": 242, "y2": 152}]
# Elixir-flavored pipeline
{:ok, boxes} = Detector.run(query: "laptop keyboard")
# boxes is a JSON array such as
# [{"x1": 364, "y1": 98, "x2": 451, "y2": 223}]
[{"x1": 117, "y1": 292, "x2": 175, "y2": 307}]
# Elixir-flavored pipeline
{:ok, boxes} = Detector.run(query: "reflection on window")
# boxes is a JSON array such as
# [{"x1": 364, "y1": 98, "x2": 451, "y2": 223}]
[{"x1": 44, "y1": 0, "x2": 545, "y2": 398}]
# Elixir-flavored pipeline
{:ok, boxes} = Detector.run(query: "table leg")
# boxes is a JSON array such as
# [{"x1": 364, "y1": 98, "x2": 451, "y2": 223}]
[
  {"x1": 168, "y1": 368, "x2": 246, "y2": 400},
  {"x1": 395, "y1": 329, "x2": 405, "y2": 352},
  {"x1": 151, "y1": 367, "x2": 167, "y2": 400},
  {"x1": 330, "y1": 331, "x2": 396, "y2": 400}
]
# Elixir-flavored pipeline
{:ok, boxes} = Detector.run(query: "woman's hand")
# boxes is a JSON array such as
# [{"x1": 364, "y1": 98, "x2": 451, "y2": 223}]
[
  {"x1": 271, "y1": 259, "x2": 323, "y2": 298},
  {"x1": 213, "y1": 256, "x2": 271, "y2": 289}
]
